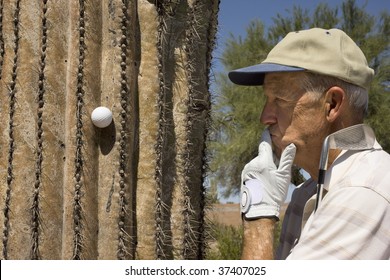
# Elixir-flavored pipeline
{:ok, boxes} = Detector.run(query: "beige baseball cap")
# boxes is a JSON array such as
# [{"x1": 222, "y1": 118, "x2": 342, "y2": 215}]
[{"x1": 228, "y1": 28, "x2": 374, "y2": 89}]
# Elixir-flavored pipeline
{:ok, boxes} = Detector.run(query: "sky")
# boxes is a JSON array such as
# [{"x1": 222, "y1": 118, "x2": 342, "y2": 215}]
[
  {"x1": 213, "y1": 0, "x2": 390, "y2": 203},
  {"x1": 213, "y1": 0, "x2": 390, "y2": 74}
]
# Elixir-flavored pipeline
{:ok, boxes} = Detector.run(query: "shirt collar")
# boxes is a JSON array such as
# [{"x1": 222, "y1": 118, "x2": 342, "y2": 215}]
[{"x1": 323, "y1": 134, "x2": 382, "y2": 192}]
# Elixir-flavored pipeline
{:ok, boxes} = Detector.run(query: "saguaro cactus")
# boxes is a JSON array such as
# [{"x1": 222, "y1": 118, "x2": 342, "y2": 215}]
[{"x1": 0, "y1": 0, "x2": 219, "y2": 260}]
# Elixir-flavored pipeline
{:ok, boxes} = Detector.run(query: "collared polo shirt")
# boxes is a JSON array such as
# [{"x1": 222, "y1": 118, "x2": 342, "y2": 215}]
[{"x1": 287, "y1": 139, "x2": 390, "y2": 259}]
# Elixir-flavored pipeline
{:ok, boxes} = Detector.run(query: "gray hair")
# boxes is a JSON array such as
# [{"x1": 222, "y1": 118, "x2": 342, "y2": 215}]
[{"x1": 301, "y1": 72, "x2": 369, "y2": 119}]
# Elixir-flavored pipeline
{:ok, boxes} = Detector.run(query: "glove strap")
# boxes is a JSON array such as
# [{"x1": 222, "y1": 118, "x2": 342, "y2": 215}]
[{"x1": 240, "y1": 179, "x2": 264, "y2": 214}]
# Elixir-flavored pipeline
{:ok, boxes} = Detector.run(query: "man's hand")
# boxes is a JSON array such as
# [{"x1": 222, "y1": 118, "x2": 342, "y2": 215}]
[{"x1": 240, "y1": 129, "x2": 296, "y2": 219}]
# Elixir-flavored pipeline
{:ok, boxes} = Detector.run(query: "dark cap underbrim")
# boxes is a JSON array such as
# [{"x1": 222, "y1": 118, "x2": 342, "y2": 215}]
[{"x1": 228, "y1": 63, "x2": 305, "y2": 86}]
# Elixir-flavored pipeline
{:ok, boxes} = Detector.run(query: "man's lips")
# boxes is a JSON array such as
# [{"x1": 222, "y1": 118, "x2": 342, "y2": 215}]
[{"x1": 269, "y1": 132, "x2": 279, "y2": 142}]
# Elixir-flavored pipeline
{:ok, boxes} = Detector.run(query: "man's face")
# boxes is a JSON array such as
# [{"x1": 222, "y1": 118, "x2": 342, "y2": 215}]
[{"x1": 261, "y1": 72, "x2": 328, "y2": 168}]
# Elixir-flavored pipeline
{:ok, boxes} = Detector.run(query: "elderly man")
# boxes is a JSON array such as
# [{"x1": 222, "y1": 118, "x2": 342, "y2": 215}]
[{"x1": 229, "y1": 28, "x2": 390, "y2": 259}]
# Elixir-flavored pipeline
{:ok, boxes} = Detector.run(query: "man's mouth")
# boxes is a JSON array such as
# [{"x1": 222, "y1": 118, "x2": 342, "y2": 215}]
[
  {"x1": 269, "y1": 132, "x2": 279, "y2": 145},
  {"x1": 269, "y1": 133, "x2": 283, "y2": 157}
]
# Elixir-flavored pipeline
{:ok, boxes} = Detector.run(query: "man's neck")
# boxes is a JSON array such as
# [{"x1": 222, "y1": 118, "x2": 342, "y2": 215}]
[{"x1": 306, "y1": 149, "x2": 342, "y2": 181}]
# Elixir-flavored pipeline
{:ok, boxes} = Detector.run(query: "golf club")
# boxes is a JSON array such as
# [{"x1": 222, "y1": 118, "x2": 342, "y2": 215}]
[{"x1": 314, "y1": 124, "x2": 375, "y2": 211}]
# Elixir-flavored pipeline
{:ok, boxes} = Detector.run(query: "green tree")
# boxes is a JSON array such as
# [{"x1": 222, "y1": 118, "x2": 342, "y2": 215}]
[
  {"x1": 268, "y1": 6, "x2": 311, "y2": 44},
  {"x1": 338, "y1": 1, "x2": 390, "y2": 152},
  {"x1": 210, "y1": 0, "x2": 390, "y2": 199},
  {"x1": 312, "y1": 3, "x2": 339, "y2": 29},
  {"x1": 209, "y1": 21, "x2": 269, "y2": 198}
]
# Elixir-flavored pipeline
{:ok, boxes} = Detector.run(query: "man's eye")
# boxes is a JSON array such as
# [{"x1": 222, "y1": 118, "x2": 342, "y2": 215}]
[{"x1": 275, "y1": 97, "x2": 294, "y2": 107}]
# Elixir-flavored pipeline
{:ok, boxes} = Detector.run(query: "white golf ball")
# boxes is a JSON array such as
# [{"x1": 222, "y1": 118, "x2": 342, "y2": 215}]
[{"x1": 91, "y1": 106, "x2": 113, "y2": 128}]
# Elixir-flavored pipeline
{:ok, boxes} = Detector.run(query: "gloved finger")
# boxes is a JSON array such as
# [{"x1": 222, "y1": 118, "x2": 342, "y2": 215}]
[
  {"x1": 258, "y1": 128, "x2": 273, "y2": 156},
  {"x1": 258, "y1": 141, "x2": 275, "y2": 169},
  {"x1": 277, "y1": 143, "x2": 296, "y2": 175},
  {"x1": 261, "y1": 128, "x2": 272, "y2": 145}
]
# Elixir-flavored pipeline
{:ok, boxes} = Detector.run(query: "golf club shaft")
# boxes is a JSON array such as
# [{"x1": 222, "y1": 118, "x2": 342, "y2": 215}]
[
  {"x1": 314, "y1": 124, "x2": 375, "y2": 212},
  {"x1": 315, "y1": 169, "x2": 326, "y2": 211}
]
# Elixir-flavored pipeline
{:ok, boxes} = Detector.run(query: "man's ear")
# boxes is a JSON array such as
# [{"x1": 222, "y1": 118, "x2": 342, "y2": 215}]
[{"x1": 324, "y1": 86, "x2": 346, "y2": 123}]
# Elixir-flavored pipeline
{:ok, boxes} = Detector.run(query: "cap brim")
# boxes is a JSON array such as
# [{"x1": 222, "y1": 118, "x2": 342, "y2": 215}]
[{"x1": 228, "y1": 63, "x2": 305, "y2": 86}]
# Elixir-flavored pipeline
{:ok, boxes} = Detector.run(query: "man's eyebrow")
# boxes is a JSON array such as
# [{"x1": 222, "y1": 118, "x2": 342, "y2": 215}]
[
  {"x1": 265, "y1": 84, "x2": 304, "y2": 102},
  {"x1": 264, "y1": 83, "x2": 289, "y2": 97}
]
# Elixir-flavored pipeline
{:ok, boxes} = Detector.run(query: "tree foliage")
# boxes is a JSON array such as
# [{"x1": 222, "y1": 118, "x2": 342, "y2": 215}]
[
  {"x1": 210, "y1": 0, "x2": 390, "y2": 199},
  {"x1": 209, "y1": 21, "x2": 269, "y2": 198}
]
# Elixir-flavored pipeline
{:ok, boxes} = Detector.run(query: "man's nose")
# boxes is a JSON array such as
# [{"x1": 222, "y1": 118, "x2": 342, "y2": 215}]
[{"x1": 260, "y1": 101, "x2": 277, "y2": 125}]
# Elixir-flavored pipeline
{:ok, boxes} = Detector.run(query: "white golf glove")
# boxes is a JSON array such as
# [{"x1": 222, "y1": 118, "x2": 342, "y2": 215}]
[{"x1": 241, "y1": 129, "x2": 296, "y2": 219}]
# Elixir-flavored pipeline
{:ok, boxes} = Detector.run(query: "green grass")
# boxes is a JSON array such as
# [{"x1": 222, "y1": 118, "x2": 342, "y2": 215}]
[{"x1": 206, "y1": 218, "x2": 283, "y2": 260}]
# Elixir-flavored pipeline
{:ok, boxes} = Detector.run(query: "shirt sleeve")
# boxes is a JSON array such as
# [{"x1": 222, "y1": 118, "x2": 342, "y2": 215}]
[{"x1": 286, "y1": 186, "x2": 390, "y2": 259}]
